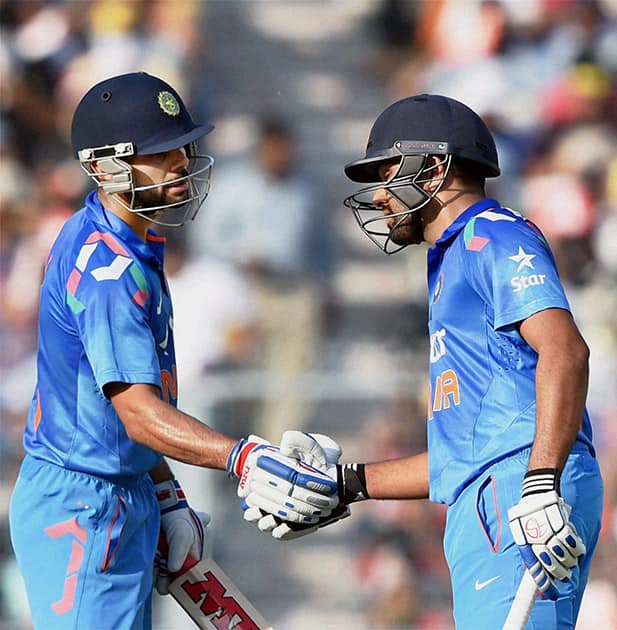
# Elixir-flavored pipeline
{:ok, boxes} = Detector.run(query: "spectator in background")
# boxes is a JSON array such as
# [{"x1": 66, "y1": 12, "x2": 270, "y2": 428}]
[
  {"x1": 166, "y1": 233, "x2": 259, "y2": 396},
  {"x1": 189, "y1": 116, "x2": 335, "y2": 441}
]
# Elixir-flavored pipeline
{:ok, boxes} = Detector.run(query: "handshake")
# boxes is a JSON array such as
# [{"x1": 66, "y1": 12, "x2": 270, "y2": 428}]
[{"x1": 226, "y1": 431, "x2": 367, "y2": 540}]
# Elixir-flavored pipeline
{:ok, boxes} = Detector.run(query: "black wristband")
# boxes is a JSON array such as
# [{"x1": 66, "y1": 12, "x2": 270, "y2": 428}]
[
  {"x1": 522, "y1": 468, "x2": 561, "y2": 497},
  {"x1": 336, "y1": 463, "x2": 370, "y2": 504}
]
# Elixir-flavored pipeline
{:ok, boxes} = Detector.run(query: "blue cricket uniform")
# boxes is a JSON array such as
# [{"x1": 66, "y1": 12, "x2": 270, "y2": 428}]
[
  {"x1": 10, "y1": 191, "x2": 176, "y2": 629},
  {"x1": 427, "y1": 198, "x2": 603, "y2": 629}
]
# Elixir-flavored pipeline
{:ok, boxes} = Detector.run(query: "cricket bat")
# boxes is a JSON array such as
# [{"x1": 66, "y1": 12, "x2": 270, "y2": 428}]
[
  {"x1": 159, "y1": 533, "x2": 272, "y2": 630},
  {"x1": 502, "y1": 569, "x2": 537, "y2": 630}
]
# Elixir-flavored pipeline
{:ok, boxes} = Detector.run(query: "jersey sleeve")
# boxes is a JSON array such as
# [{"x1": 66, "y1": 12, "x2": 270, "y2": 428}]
[
  {"x1": 65, "y1": 231, "x2": 162, "y2": 392},
  {"x1": 461, "y1": 211, "x2": 570, "y2": 330}
]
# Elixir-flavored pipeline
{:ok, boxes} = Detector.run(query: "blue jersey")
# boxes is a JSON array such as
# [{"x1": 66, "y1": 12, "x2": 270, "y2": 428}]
[
  {"x1": 23, "y1": 191, "x2": 176, "y2": 478},
  {"x1": 426, "y1": 198, "x2": 594, "y2": 505}
]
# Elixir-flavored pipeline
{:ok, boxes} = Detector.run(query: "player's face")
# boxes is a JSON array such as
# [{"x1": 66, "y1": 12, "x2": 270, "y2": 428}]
[
  {"x1": 373, "y1": 162, "x2": 425, "y2": 246},
  {"x1": 129, "y1": 148, "x2": 191, "y2": 210}
]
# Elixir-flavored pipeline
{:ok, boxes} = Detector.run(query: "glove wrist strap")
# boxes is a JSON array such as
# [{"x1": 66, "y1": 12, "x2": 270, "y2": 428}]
[
  {"x1": 522, "y1": 468, "x2": 561, "y2": 497},
  {"x1": 226, "y1": 437, "x2": 267, "y2": 478},
  {"x1": 155, "y1": 479, "x2": 188, "y2": 513},
  {"x1": 337, "y1": 463, "x2": 369, "y2": 504}
]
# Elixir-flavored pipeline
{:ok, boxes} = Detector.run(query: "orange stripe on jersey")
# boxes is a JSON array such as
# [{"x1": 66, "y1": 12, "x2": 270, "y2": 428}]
[
  {"x1": 66, "y1": 268, "x2": 82, "y2": 295},
  {"x1": 132, "y1": 289, "x2": 148, "y2": 307},
  {"x1": 86, "y1": 230, "x2": 129, "y2": 256},
  {"x1": 51, "y1": 573, "x2": 78, "y2": 615},
  {"x1": 147, "y1": 233, "x2": 166, "y2": 243},
  {"x1": 33, "y1": 390, "x2": 42, "y2": 432}
]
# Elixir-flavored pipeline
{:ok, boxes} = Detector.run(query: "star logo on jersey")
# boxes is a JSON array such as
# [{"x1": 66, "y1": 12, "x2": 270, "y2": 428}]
[{"x1": 508, "y1": 246, "x2": 536, "y2": 272}]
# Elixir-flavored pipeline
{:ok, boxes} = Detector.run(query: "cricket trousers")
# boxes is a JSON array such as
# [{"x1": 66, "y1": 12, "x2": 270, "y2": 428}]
[
  {"x1": 9, "y1": 455, "x2": 159, "y2": 630},
  {"x1": 443, "y1": 445, "x2": 603, "y2": 629}
]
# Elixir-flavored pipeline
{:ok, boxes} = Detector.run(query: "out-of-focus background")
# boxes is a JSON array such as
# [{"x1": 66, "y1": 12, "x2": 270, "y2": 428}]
[{"x1": 1, "y1": 1, "x2": 616, "y2": 628}]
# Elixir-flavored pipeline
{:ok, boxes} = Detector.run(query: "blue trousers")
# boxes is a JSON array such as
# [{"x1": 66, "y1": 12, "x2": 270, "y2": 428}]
[
  {"x1": 9, "y1": 455, "x2": 159, "y2": 630},
  {"x1": 444, "y1": 446, "x2": 603, "y2": 629}
]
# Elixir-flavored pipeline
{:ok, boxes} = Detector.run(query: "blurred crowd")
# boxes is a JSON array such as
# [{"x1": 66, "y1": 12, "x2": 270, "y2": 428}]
[{"x1": 1, "y1": 1, "x2": 616, "y2": 628}]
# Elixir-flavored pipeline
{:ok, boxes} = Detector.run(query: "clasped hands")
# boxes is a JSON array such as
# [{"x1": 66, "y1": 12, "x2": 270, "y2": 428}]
[{"x1": 227, "y1": 431, "x2": 351, "y2": 540}]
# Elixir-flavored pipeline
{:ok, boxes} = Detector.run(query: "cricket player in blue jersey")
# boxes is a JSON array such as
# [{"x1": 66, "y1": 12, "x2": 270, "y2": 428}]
[
  {"x1": 242, "y1": 95, "x2": 604, "y2": 628},
  {"x1": 8, "y1": 72, "x2": 340, "y2": 630}
]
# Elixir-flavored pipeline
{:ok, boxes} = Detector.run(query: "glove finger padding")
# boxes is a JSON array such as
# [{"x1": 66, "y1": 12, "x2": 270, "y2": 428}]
[
  {"x1": 279, "y1": 431, "x2": 342, "y2": 471},
  {"x1": 248, "y1": 461, "x2": 339, "y2": 508},
  {"x1": 243, "y1": 502, "x2": 350, "y2": 541},
  {"x1": 256, "y1": 453, "x2": 338, "y2": 499},
  {"x1": 518, "y1": 544, "x2": 560, "y2": 600},
  {"x1": 239, "y1": 431, "x2": 345, "y2": 539},
  {"x1": 532, "y1": 521, "x2": 585, "y2": 580},
  {"x1": 237, "y1": 449, "x2": 338, "y2": 525}
]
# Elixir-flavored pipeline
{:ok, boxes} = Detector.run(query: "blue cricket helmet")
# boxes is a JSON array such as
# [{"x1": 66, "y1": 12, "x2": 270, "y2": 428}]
[
  {"x1": 345, "y1": 94, "x2": 500, "y2": 182},
  {"x1": 343, "y1": 95, "x2": 500, "y2": 254},
  {"x1": 71, "y1": 72, "x2": 215, "y2": 227},
  {"x1": 71, "y1": 72, "x2": 214, "y2": 158}
]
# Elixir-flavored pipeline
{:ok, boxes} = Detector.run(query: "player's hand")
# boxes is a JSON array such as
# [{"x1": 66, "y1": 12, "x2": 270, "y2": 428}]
[
  {"x1": 508, "y1": 469, "x2": 586, "y2": 600},
  {"x1": 242, "y1": 431, "x2": 350, "y2": 539},
  {"x1": 230, "y1": 431, "x2": 339, "y2": 528},
  {"x1": 243, "y1": 499, "x2": 351, "y2": 540},
  {"x1": 154, "y1": 479, "x2": 210, "y2": 595}
]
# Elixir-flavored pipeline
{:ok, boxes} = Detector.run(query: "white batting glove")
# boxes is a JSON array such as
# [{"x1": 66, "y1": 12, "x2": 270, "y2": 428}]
[
  {"x1": 229, "y1": 432, "x2": 339, "y2": 528},
  {"x1": 243, "y1": 432, "x2": 350, "y2": 540},
  {"x1": 154, "y1": 479, "x2": 210, "y2": 595},
  {"x1": 508, "y1": 469, "x2": 586, "y2": 601}
]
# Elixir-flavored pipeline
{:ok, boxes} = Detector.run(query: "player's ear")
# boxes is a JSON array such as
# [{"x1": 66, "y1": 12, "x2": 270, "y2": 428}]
[{"x1": 424, "y1": 155, "x2": 449, "y2": 192}]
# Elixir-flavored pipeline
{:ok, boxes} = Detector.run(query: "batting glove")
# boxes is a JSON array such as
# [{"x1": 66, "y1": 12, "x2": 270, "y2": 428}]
[
  {"x1": 508, "y1": 469, "x2": 586, "y2": 601},
  {"x1": 243, "y1": 431, "x2": 351, "y2": 540},
  {"x1": 229, "y1": 432, "x2": 339, "y2": 529},
  {"x1": 154, "y1": 479, "x2": 210, "y2": 595}
]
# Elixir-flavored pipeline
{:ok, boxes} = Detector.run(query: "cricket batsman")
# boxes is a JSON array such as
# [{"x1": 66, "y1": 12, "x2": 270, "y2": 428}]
[
  {"x1": 242, "y1": 94, "x2": 604, "y2": 629},
  {"x1": 8, "y1": 72, "x2": 339, "y2": 629}
]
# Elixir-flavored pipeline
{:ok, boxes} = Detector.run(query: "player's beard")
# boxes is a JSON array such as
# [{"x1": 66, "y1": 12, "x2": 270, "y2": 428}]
[
  {"x1": 133, "y1": 170, "x2": 191, "y2": 214},
  {"x1": 389, "y1": 211, "x2": 424, "y2": 245}
]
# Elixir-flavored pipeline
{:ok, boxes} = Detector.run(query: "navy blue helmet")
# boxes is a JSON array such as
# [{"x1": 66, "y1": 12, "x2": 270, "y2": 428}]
[
  {"x1": 343, "y1": 94, "x2": 500, "y2": 253},
  {"x1": 345, "y1": 94, "x2": 499, "y2": 182},
  {"x1": 71, "y1": 72, "x2": 215, "y2": 227}
]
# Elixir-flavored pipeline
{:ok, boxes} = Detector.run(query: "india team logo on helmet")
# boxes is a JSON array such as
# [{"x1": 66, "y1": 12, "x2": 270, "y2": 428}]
[{"x1": 158, "y1": 91, "x2": 181, "y2": 117}]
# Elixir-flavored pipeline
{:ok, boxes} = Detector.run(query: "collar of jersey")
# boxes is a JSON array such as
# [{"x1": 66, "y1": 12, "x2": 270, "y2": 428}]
[
  {"x1": 434, "y1": 197, "x2": 501, "y2": 249},
  {"x1": 84, "y1": 190, "x2": 165, "y2": 265}
]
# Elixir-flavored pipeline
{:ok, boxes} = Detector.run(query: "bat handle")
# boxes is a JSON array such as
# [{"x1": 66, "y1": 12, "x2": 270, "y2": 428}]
[{"x1": 503, "y1": 570, "x2": 538, "y2": 630}]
